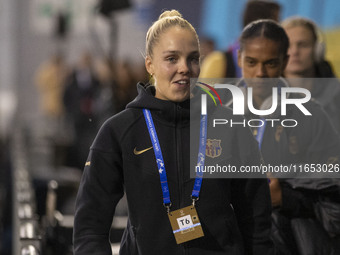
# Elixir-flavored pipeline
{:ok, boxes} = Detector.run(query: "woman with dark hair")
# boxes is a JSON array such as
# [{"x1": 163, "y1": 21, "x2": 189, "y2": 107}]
[{"x1": 235, "y1": 19, "x2": 340, "y2": 255}]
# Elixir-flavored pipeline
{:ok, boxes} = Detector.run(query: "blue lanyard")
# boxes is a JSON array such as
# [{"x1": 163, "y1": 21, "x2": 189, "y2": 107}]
[
  {"x1": 143, "y1": 109, "x2": 207, "y2": 208},
  {"x1": 255, "y1": 119, "x2": 266, "y2": 150},
  {"x1": 192, "y1": 114, "x2": 207, "y2": 199}
]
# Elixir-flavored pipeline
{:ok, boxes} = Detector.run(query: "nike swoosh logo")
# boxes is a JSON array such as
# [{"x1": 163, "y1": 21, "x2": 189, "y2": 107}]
[{"x1": 133, "y1": 146, "x2": 153, "y2": 155}]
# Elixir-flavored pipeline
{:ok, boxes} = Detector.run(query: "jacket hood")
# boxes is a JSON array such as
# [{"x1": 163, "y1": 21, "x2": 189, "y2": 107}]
[
  {"x1": 126, "y1": 82, "x2": 191, "y2": 123},
  {"x1": 127, "y1": 82, "x2": 190, "y2": 109}
]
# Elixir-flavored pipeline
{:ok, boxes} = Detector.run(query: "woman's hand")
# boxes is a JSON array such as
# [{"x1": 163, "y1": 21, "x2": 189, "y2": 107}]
[{"x1": 268, "y1": 177, "x2": 282, "y2": 207}]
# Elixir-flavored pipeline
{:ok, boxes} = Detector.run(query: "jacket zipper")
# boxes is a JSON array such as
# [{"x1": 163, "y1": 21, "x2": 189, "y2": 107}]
[
  {"x1": 175, "y1": 104, "x2": 186, "y2": 255},
  {"x1": 175, "y1": 105, "x2": 184, "y2": 208}
]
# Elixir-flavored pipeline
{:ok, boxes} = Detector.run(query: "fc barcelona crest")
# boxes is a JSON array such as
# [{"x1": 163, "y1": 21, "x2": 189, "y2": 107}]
[{"x1": 206, "y1": 139, "x2": 222, "y2": 158}]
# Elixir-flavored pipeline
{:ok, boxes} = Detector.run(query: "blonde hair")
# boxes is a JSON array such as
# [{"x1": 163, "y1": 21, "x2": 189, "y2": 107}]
[
  {"x1": 145, "y1": 10, "x2": 199, "y2": 58},
  {"x1": 281, "y1": 16, "x2": 318, "y2": 43}
]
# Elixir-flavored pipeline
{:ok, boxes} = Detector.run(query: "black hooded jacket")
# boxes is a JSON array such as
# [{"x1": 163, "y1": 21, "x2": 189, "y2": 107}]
[{"x1": 73, "y1": 83, "x2": 274, "y2": 255}]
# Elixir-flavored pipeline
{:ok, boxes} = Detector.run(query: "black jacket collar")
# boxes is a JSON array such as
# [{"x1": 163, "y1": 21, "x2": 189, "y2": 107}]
[{"x1": 127, "y1": 83, "x2": 190, "y2": 125}]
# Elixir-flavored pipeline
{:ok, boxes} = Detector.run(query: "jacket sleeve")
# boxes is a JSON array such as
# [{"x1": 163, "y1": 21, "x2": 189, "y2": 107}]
[
  {"x1": 305, "y1": 102, "x2": 340, "y2": 164},
  {"x1": 73, "y1": 121, "x2": 124, "y2": 255},
  {"x1": 280, "y1": 102, "x2": 340, "y2": 216},
  {"x1": 280, "y1": 182, "x2": 314, "y2": 217},
  {"x1": 231, "y1": 124, "x2": 275, "y2": 255}
]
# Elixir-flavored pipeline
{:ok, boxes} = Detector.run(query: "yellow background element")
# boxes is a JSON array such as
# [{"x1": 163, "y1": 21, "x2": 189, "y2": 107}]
[{"x1": 325, "y1": 28, "x2": 340, "y2": 78}]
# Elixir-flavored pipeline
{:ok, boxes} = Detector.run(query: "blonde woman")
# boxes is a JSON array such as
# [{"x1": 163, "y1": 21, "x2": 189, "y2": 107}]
[{"x1": 73, "y1": 10, "x2": 274, "y2": 255}]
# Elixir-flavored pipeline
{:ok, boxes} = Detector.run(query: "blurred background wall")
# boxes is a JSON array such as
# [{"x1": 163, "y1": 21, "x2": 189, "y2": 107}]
[{"x1": 201, "y1": 0, "x2": 340, "y2": 76}]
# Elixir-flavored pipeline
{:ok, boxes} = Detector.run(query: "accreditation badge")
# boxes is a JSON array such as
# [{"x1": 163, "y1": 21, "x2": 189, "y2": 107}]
[{"x1": 168, "y1": 205, "x2": 204, "y2": 244}]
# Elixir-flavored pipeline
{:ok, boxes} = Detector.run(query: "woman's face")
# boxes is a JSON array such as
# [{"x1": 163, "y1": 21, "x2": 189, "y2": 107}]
[
  {"x1": 284, "y1": 25, "x2": 315, "y2": 76},
  {"x1": 238, "y1": 37, "x2": 288, "y2": 99},
  {"x1": 145, "y1": 26, "x2": 200, "y2": 102}
]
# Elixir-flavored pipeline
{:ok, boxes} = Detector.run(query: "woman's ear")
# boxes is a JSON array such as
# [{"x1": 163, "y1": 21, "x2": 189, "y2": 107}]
[{"x1": 145, "y1": 56, "x2": 154, "y2": 75}]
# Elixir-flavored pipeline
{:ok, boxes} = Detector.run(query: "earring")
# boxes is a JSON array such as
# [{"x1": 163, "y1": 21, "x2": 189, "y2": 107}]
[{"x1": 149, "y1": 73, "x2": 154, "y2": 84}]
